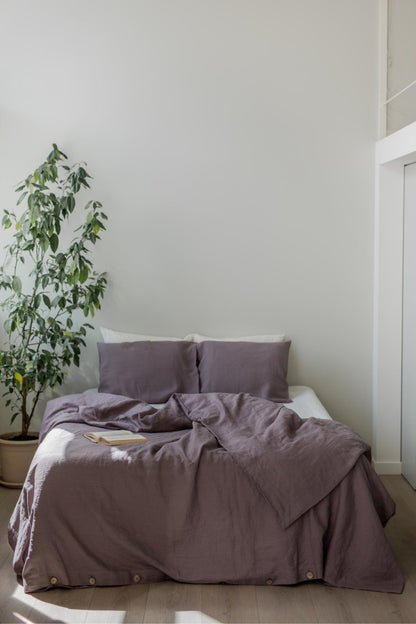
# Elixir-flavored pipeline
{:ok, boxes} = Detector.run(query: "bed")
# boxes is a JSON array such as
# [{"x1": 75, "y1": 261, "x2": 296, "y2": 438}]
[{"x1": 8, "y1": 336, "x2": 404, "y2": 594}]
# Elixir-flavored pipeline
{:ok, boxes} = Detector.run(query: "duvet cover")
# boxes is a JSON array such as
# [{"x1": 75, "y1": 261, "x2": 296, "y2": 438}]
[{"x1": 8, "y1": 391, "x2": 404, "y2": 593}]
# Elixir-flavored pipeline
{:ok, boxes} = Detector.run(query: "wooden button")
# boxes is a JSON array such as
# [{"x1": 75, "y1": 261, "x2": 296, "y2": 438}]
[
  {"x1": 306, "y1": 571, "x2": 314, "y2": 580},
  {"x1": 50, "y1": 576, "x2": 58, "y2": 585},
  {"x1": 133, "y1": 574, "x2": 141, "y2": 583},
  {"x1": 88, "y1": 576, "x2": 96, "y2": 585},
  {"x1": 266, "y1": 578, "x2": 273, "y2": 585}
]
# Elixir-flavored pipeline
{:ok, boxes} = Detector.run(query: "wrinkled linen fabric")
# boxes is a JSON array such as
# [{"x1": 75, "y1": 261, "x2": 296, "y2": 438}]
[{"x1": 9, "y1": 392, "x2": 404, "y2": 593}]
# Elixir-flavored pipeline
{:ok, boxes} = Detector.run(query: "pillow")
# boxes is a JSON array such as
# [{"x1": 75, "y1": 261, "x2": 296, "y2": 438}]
[
  {"x1": 100, "y1": 327, "x2": 182, "y2": 343},
  {"x1": 98, "y1": 341, "x2": 199, "y2": 403},
  {"x1": 197, "y1": 340, "x2": 291, "y2": 402},
  {"x1": 184, "y1": 332, "x2": 286, "y2": 343}
]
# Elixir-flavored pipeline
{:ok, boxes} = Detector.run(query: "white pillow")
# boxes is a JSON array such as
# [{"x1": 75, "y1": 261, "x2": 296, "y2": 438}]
[
  {"x1": 183, "y1": 333, "x2": 286, "y2": 343},
  {"x1": 100, "y1": 327, "x2": 182, "y2": 343}
]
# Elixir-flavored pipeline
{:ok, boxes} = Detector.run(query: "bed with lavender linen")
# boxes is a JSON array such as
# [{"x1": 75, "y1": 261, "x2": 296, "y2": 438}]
[{"x1": 9, "y1": 391, "x2": 404, "y2": 593}]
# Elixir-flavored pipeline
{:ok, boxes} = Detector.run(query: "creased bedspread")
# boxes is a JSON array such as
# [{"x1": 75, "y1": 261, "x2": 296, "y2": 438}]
[{"x1": 8, "y1": 392, "x2": 404, "y2": 593}]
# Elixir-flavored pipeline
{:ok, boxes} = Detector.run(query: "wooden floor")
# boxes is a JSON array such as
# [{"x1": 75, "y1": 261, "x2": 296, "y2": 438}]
[{"x1": 1, "y1": 476, "x2": 416, "y2": 624}]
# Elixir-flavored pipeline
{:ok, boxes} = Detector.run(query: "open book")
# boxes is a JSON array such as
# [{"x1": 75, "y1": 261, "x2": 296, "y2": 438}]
[{"x1": 84, "y1": 430, "x2": 148, "y2": 445}]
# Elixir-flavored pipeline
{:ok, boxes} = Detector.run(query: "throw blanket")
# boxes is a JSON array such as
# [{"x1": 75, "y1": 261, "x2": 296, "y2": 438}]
[{"x1": 9, "y1": 391, "x2": 403, "y2": 593}]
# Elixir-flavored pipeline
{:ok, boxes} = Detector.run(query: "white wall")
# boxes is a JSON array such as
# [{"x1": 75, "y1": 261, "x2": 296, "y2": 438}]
[
  {"x1": 387, "y1": 0, "x2": 416, "y2": 134},
  {"x1": 0, "y1": 0, "x2": 378, "y2": 442}
]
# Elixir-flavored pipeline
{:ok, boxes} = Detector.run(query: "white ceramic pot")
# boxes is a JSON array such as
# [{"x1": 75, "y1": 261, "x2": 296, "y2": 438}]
[{"x1": 0, "y1": 432, "x2": 39, "y2": 488}]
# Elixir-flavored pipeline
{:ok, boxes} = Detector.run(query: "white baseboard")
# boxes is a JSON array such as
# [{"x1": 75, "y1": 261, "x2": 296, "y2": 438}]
[{"x1": 372, "y1": 460, "x2": 402, "y2": 475}]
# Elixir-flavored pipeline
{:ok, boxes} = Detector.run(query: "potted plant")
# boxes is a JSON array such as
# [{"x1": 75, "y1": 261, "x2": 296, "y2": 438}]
[{"x1": 0, "y1": 144, "x2": 107, "y2": 486}]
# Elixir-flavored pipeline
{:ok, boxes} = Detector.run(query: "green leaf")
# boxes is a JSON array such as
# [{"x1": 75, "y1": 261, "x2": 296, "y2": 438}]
[
  {"x1": 79, "y1": 266, "x2": 89, "y2": 283},
  {"x1": 42, "y1": 294, "x2": 51, "y2": 308},
  {"x1": 16, "y1": 191, "x2": 28, "y2": 206},
  {"x1": 49, "y1": 233, "x2": 59, "y2": 252},
  {"x1": 28, "y1": 194, "x2": 35, "y2": 210},
  {"x1": 39, "y1": 235, "x2": 49, "y2": 252},
  {"x1": 67, "y1": 195, "x2": 75, "y2": 212},
  {"x1": 12, "y1": 276, "x2": 22, "y2": 294}
]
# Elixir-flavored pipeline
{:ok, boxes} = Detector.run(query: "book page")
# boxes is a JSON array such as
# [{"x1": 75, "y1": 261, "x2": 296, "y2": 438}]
[{"x1": 84, "y1": 431, "x2": 148, "y2": 445}]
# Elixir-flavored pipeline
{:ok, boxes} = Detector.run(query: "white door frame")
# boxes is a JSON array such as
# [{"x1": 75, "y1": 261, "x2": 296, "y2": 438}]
[{"x1": 373, "y1": 121, "x2": 416, "y2": 473}]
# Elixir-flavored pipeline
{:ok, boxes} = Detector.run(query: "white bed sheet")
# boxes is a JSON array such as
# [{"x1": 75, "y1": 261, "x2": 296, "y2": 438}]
[
  {"x1": 84, "y1": 386, "x2": 331, "y2": 420},
  {"x1": 285, "y1": 385, "x2": 331, "y2": 420}
]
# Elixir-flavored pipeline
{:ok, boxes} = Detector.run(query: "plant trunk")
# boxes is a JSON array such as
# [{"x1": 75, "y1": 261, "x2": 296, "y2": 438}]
[{"x1": 21, "y1": 386, "x2": 29, "y2": 440}]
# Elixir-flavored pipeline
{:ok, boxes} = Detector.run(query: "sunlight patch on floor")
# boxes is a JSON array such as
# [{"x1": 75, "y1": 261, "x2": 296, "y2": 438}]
[
  {"x1": 175, "y1": 611, "x2": 220, "y2": 623},
  {"x1": 12, "y1": 613, "x2": 34, "y2": 624},
  {"x1": 83, "y1": 609, "x2": 126, "y2": 623},
  {"x1": 12, "y1": 585, "x2": 126, "y2": 624}
]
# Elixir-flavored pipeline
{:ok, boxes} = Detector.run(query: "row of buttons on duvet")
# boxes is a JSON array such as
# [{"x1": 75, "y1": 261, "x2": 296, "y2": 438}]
[
  {"x1": 50, "y1": 571, "x2": 314, "y2": 587},
  {"x1": 49, "y1": 574, "x2": 142, "y2": 586}
]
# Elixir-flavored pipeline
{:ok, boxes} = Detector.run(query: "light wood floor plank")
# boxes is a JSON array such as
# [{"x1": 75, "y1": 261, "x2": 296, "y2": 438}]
[
  {"x1": 200, "y1": 584, "x2": 259, "y2": 623},
  {"x1": 255, "y1": 583, "x2": 318, "y2": 623},
  {"x1": 1, "y1": 476, "x2": 416, "y2": 624},
  {"x1": 28, "y1": 586, "x2": 93, "y2": 623},
  {"x1": 144, "y1": 581, "x2": 202, "y2": 623},
  {"x1": 308, "y1": 586, "x2": 357, "y2": 623},
  {"x1": 84, "y1": 584, "x2": 149, "y2": 624}
]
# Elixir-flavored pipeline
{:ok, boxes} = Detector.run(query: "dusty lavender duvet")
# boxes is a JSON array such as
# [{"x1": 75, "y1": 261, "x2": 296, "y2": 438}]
[{"x1": 8, "y1": 392, "x2": 404, "y2": 593}]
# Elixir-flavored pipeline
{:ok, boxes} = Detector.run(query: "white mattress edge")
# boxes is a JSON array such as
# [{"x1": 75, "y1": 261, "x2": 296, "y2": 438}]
[{"x1": 286, "y1": 385, "x2": 331, "y2": 420}]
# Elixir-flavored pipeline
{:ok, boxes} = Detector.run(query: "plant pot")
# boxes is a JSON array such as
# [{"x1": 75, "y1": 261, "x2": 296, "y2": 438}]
[{"x1": 0, "y1": 432, "x2": 39, "y2": 488}]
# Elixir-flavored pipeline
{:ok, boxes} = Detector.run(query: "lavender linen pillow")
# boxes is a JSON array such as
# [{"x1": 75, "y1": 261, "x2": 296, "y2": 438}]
[
  {"x1": 98, "y1": 341, "x2": 199, "y2": 403},
  {"x1": 197, "y1": 340, "x2": 291, "y2": 402}
]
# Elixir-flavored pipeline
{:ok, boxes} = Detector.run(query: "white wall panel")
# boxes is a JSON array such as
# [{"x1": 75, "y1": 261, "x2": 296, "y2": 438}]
[{"x1": 402, "y1": 162, "x2": 416, "y2": 487}]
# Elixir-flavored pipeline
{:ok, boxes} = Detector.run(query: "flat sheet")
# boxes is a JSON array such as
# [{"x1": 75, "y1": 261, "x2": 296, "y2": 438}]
[{"x1": 9, "y1": 392, "x2": 403, "y2": 594}]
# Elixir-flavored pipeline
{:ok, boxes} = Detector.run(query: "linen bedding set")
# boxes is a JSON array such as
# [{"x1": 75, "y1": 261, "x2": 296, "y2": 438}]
[{"x1": 8, "y1": 336, "x2": 404, "y2": 594}]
